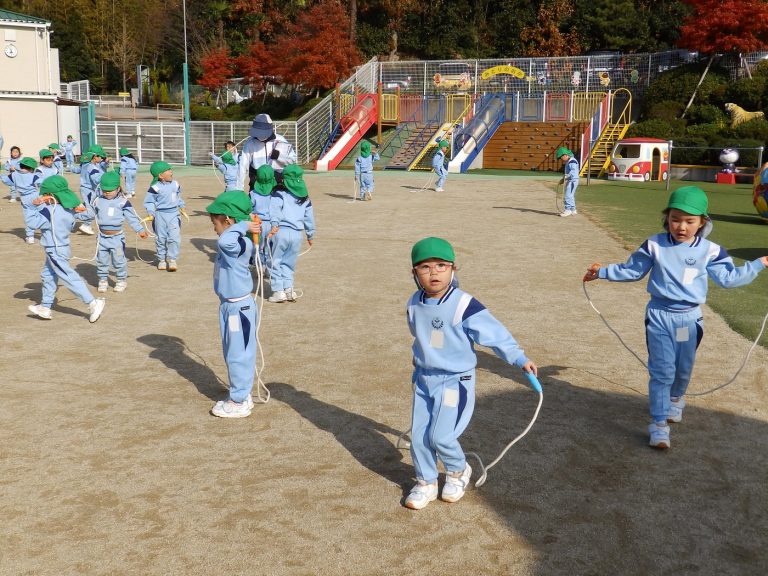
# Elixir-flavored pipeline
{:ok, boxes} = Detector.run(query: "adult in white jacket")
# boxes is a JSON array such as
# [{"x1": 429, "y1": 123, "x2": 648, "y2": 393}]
[{"x1": 236, "y1": 113, "x2": 297, "y2": 191}]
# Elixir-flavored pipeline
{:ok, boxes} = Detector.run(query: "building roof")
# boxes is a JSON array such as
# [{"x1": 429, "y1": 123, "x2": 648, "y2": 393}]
[{"x1": 0, "y1": 9, "x2": 50, "y2": 25}]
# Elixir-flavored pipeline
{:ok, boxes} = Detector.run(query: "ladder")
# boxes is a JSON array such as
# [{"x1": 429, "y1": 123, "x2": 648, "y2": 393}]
[{"x1": 580, "y1": 89, "x2": 632, "y2": 178}]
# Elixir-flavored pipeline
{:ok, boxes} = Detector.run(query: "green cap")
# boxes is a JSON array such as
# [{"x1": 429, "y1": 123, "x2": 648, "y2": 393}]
[
  {"x1": 80, "y1": 152, "x2": 93, "y2": 164},
  {"x1": 555, "y1": 147, "x2": 572, "y2": 159},
  {"x1": 48, "y1": 143, "x2": 61, "y2": 150},
  {"x1": 19, "y1": 157, "x2": 38, "y2": 169},
  {"x1": 438, "y1": 139, "x2": 449, "y2": 149},
  {"x1": 150, "y1": 161, "x2": 173, "y2": 185},
  {"x1": 253, "y1": 164, "x2": 277, "y2": 196},
  {"x1": 39, "y1": 149, "x2": 53, "y2": 159},
  {"x1": 360, "y1": 141, "x2": 371, "y2": 158},
  {"x1": 119, "y1": 147, "x2": 130, "y2": 156},
  {"x1": 89, "y1": 145, "x2": 107, "y2": 158},
  {"x1": 411, "y1": 237, "x2": 455, "y2": 266},
  {"x1": 221, "y1": 151, "x2": 236, "y2": 166},
  {"x1": 667, "y1": 186, "x2": 709, "y2": 216},
  {"x1": 282, "y1": 164, "x2": 307, "y2": 198},
  {"x1": 207, "y1": 190, "x2": 253, "y2": 222},
  {"x1": 39, "y1": 175, "x2": 82, "y2": 209},
  {"x1": 100, "y1": 171, "x2": 121, "y2": 192}
]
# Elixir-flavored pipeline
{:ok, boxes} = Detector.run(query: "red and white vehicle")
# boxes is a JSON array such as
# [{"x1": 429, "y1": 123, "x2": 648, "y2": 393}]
[{"x1": 607, "y1": 137, "x2": 670, "y2": 181}]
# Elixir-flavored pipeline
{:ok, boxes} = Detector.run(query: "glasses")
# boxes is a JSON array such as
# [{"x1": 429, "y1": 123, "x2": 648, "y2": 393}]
[{"x1": 414, "y1": 262, "x2": 452, "y2": 275}]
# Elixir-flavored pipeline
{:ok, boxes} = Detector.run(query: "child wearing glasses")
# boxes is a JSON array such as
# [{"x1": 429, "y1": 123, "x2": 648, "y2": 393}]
[{"x1": 404, "y1": 237, "x2": 538, "y2": 510}]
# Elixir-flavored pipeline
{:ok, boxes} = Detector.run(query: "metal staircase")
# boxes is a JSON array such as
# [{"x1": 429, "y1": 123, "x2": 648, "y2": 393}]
[{"x1": 580, "y1": 89, "x2": 632, "y2": 178}]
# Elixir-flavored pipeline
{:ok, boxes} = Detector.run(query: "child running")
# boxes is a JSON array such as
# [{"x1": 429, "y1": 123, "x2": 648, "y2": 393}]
[
  {"x1": 404, "y1": 237, "x2": 537, "y2": 510},
  {"x1": 144, "y1": 161, "x2": 184, "y2": 271},
  {"x1": 583, "y1": 186, "x2": 768, "y2": 449},
  {"x1": 26, "y1": 175, "x2": 106, "y2": 322},
  {"x1": 119, "y1": 148, "x2": 138, "y2": 197},
  {"x1": 354, "y1": 141, "x2": 379, "y2": 201},
  {"x1": 1, "y1": 145, "x2": 22, "y2": 202},
  {"x1": 207, "y1": 190, "x2": 263, "y2": 418},
  {"x1": 267, "y1": 164, "x2": 315, "y2": 303},
  {"x1": 9, "y1": 157, "x2": 40, "y2": 244},
  {"x1": 91, "y1": 172, "x2": 148, "y2": 292}
]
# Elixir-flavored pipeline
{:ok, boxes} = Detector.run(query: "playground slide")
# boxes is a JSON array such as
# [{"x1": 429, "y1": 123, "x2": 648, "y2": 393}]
[
  {"x1": 315, "y1": 95, "x2": 378, "y2": 172},
  {"x1": 407, "y1": 123, "x2": 455, "y2": 171},
  {"x1": 448, "y1": 95, "x2": 505, "y2": 173}
]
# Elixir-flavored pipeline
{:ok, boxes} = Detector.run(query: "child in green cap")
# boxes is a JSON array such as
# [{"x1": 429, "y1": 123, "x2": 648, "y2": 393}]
[
  {"x1": 353, "y1": 140, "x2": 379, "y2": 201},
  {"x1": 555, "y1": 146, "x2": 579, "y2": 217},
  {"x1": 144, "y1": 161, "x2": 185, "y2": 271},
  {"x1": 119, "y1": 148, "x2": 138, "y2": 197},
  {"x1": 431, "y1": 139, "x2": 450, "y2": 192},
  {"x1": 207, "y1": 190, "x2": 263, "y2": 418},
  {"x1": 35, "y1": 149, "x2": 58, "y2": 185},
  {"x1": 584, "y1": 186, "x2": 768, "y2": 449},
  {"x1": 404, "y1": 237, "x2": 538, "y2": 509},
  {"x1": 26, "y1": 176, "x2": 105, "y2": 322},
  {"x1": 48, "y1": 143, "x2": 64, "y2": 174},
  {"x1": 210, "y1": 148, "x2": 240, "y2": 192}
]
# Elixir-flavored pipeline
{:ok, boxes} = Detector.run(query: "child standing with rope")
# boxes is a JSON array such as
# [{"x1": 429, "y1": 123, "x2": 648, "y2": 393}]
[
  {"x1": 404, "y1": 237, "x2": 537, "y2": 510},
  {"x1": 26, "y1": 176, "x2": 106, "y2": 322},
  {"x1": 555, "y1": 146, "x2": 579, "y2": 217},
  {"x1": 431, "y1": 140, "x2": 449, "y2": 192},
  {"x1": 144, "y1": 161, "x2": 185, "y2": 271},
  {"x1": 211, "y1": 150, "x2": 240, "y2": 191},
  {"x1": 354, "y1": 141, "x2": 379, "y2": 201},
  {"x1": 207, "y1": 191, "x2": 263, "y2": 418},
  {"x1": 250, "y1": 164, "x2": 277, "y2": 272},
  {"x1": 267, "y1": 164, "x2": 314, "y2": 303},
  {"x1": 583, "y1": 186, "x2": 768, "y2": 449},
  {"x1": 1, "y1": 145, "x2": 22, "y2": 202},
  {"x1": 91, "y1": 172, "x2": 148, "y2": 292},
  {"x1": 119, "y1": 148, "x2": 138, "y2": 197}
]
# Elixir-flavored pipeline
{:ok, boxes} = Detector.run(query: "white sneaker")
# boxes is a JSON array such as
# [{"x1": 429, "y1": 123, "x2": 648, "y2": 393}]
[
  {"x1": 157, "y1": 260, "x2": 167, "y2": 271},
  {"x1": 26, "y1": 237, "x2": 35, "y2": 244},
  {"x1": 97, "y1": 279, "x2": 108, "y2": 293},
  {"x1": 668, "y1": 397, "x2": 686, "y2": 423},
  {"x1": 113, "y1": 280, "x2": 128, "y2": 292},
  {"x1": 435, "y1": 187, "x2": 444, "y2": 192},
  {"x1": 28, "y1": 304, "x2": 52, "y2": 320},
  {"x1": 442, "y1": 464, "x2": 472, "y2": 503},
  {"x1": 167, "y1": 260, "x2": 178, "y2": 272},
  {"x1": 648, "y1": 422, "x2": 671, "y2": 449},
  {"x1": 9, "y1": 197, "x2": 16, "y2": 203},
  {"x1": 88, "y1": 298, "x2": 106, "y2": 323},
  {"x1": 269, "y1": 290, "x2": 287, "y2": 303},
  {"x1": 285, "y1": 287, "x2": 297, "y2": 302},
  {"x1": 559, "y1": 209, "x2": 574, "y2": 217},
  {"x1": 79, "y1": 223, "x2": 95, "y2": 235},
  {"x1": 404, "y1": 482, "x2": 438, "y2": 510},
  {"x1": 571, "y1": 209, "x2": 578, "y2": 215},
  {"x1": 211, "y1": 398, "x2": 252, "y2": 418},
  {"x1": 365, "y1": 191, "x2": 372, "y2": 201}
]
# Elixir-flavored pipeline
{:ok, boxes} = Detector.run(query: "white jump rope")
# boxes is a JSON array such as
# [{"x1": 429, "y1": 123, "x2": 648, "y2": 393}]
[
  {"x1": 396, "y1": 270, "x2": 544, "y2": 488},
  {"x1": 583, "y1": 281, "x2": 768, "y2": 396},
  {"x1": 414, "y1": 172, "x2": 437, "y2": 194}
]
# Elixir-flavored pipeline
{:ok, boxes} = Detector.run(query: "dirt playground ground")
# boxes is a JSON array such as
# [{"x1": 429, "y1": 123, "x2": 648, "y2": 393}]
[{"x1": 1, "y1": 168, "x2": 767, "y2": 575}]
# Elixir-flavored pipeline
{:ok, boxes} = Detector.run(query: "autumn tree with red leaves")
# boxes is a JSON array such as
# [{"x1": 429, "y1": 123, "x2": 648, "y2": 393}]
[
  {"x1": 264, "y1": 0, "x2": 362, "y2": 96},
  {"x1": 678, "y1": 0, "x2": 768, "y2": 116},
  {"x1": 198, "y1": 47, "x2": 235, "y2": 92}
]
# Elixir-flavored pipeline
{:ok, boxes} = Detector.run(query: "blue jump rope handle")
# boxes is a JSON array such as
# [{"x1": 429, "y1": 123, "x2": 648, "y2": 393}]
[{"x1": 525, "y1": 371, "x2": 542, "y2": 393}]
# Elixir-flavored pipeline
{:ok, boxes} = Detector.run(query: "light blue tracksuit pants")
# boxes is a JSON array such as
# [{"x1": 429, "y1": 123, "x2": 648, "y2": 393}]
[
  {"x1": 219, "y1": 297, "x2": 258, "y2": 403},
  {"x1": 20, "y1": 193, "x2": 39, "y2": 239},
  {"x1": 152, "y1": 209, "x2": 181, "y2": 261},
  {"x1": 410, "y1": 367, "x2": 476, "y2": 483},
  {"x1": 645, "y1": 303, "x2": 703, "y2": 423},
  {"x1": 41, "y1": 247, "x2": 94, "y2": 308},
  {"x1": 269, "y1": 227, "x2": 302, "y2": 292},
  {"x1": 564, "y1": 179, "x2": 579, "y2": 211},
  {"x1": 124, "y1": 170, "x2": 137, "y2": 195},
  {"x1": 97, "y1": 233, "x2": 128, "y2": 280},
  {"x1": 359, "y1": 172, "x2": 374, "y2": 198}
]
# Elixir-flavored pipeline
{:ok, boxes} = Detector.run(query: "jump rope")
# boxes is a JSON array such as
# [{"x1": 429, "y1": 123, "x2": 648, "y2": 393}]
[
  {"x1": 552, "y1": 183, "x2": 768, "y2": 396},
  {"x1": 396, "y1": 269, "x2": 545, "y2": 488}
]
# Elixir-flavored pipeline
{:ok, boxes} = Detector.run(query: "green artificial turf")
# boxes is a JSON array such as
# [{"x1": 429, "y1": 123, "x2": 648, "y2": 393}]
[{"x1": 575, "y1": 180, "x2": 768, "y2": 346}]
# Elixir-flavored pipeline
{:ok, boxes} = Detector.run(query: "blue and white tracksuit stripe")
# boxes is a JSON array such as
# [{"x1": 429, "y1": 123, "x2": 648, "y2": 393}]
[
  {"x1": 214, "y1": 221, "x2": 258, "y2": 403},
  {"x1": 268, "y1": 189, "x2": 315, "y2": 292},
  {"x1": 407, "y1": 286, "x2": 529, "y2": 483},
  {"x1": 599, "y1": 232, "x2": 765, "y2": 422},
  {"x1": 563, "y1": 157, "x2": 579, "y2": 211},
  {"x1": 431, "y1": 149, "x2": 448, "y2": 189},
  {"x1": 26, "y1": 205, "x2": 95, "y2": 308},
  {"x1": 34, "y1": 165, "x2": 59, "y2": 187},
  {"x1": 144, "y1": 180, "x2": 184, "y2": 261},
  {"x1": 354, "y1": 153, "x2": 379, "y2": 198},
  {"x1": 91, "y1": 196, "x2": 144, "y2": 280}
]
